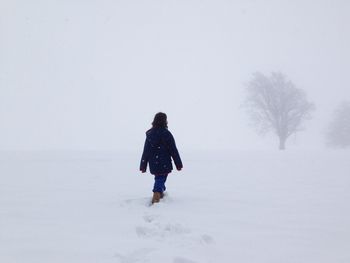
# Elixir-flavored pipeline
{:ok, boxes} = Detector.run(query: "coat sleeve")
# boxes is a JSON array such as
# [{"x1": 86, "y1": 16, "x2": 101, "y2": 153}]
[
  {"x1": 163, "y1": 131, "x2": 183, "y2": 169},
  {"x1": 140, "y1": 138, "x2": 150, "y2": 171}
]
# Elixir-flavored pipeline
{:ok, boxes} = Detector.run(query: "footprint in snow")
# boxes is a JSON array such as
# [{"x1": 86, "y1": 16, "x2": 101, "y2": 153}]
[
  {"x1": 136, "y1": 223, "x2": 191, "y2": 239},
  {"x1": 137, "y1": 212, "x2": 215, "y2": 246},
  {"x1": 200, "y1": 234, "x2": 215, "y2": 245},
  {"x1": 143, "y1": 214, "x2": 156, "y2": 223}
]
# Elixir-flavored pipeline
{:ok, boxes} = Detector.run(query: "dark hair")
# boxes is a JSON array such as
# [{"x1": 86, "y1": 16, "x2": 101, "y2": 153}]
[{"x1": 152, "y1": 112, "x2": 168, "y2": 128}]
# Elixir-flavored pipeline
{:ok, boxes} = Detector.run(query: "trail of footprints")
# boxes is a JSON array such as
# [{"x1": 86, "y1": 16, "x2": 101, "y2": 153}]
[
  {"x1": 135, "y1": 213, "x2": 213, "y2": 262},
  {"x1": 136, "y1": 214, "x2": 190, "y2": 239},
  {"x1": 116, "y1": 198, "x2": 214, "y2": 263},
  {"x1": 136, "y1": 214, "x2": 214, "y2": 246}
]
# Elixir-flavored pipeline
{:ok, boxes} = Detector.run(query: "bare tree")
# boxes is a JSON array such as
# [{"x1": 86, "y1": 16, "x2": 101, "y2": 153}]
[
  {"x1": 326, "y1": 101, "x2": 350, "y2": 148},
  {"x1": 244, "y1": 72, "x2": 314, "y2": 150}
]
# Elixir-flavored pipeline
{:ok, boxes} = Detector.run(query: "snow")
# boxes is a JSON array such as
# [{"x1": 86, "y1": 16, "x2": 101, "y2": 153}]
[{"x1": 1, "y1": 150, "x2": 350, "y2": 263}]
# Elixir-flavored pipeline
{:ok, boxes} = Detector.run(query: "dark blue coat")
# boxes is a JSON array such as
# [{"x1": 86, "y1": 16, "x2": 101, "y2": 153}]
[{"x1": 140, "y1": 128, "x2": 183, "y2": 175}]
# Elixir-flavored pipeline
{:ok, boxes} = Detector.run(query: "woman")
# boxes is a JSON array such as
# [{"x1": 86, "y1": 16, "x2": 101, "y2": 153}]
[{"x1": 140, "y1": 112, "x2": 183, "y2": 204}]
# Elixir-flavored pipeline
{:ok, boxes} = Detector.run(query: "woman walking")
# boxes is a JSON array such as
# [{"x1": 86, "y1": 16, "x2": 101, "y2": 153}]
[{"x1": 140, "y1": 112, "x2": 183, "y2": 204}]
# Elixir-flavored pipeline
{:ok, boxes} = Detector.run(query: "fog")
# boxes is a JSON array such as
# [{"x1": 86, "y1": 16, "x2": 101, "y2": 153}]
[{"x1": 1, "y1": 0, "x2": 349, "y2": 151}]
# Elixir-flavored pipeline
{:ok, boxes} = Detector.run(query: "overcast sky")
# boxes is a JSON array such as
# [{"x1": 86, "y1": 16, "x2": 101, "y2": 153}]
[{"x1": 1, "y1": 0, "x2": 349, "y2": 151}]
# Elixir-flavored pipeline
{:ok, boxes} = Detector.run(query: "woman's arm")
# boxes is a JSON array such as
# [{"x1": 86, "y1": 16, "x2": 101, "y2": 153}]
[{"x1": 140, "y1": 139, "x2": 150, "y2": 172}]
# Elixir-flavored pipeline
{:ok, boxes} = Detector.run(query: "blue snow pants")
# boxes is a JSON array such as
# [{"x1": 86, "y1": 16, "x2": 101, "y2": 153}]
[{"x1": 153, "y1": 174, "x2": 168, "y2": 193}]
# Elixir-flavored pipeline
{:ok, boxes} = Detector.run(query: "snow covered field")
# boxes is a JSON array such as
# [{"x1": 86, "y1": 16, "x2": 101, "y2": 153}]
[{"x1": 1, "y1": 150, "x2": 349, "y2": 263}]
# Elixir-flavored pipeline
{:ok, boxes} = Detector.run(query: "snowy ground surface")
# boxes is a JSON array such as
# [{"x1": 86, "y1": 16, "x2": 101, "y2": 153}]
[{"x1": 1, "y1": 150, "x2": 349, "y2": 263}]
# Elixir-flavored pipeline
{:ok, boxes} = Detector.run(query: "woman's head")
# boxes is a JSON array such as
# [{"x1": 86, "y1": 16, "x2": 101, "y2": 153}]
[{"x1": 152, "y1": 112, "x2": 168, "y2": 128}]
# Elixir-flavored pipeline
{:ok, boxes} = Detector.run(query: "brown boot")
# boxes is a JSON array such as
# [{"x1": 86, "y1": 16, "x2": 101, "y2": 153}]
[
  {"x1": 151, "y1": 192, "x2": 161, "y2": 204},
  {"x1": 160, "y1": 192, "x2": 164, "y2": 199}
]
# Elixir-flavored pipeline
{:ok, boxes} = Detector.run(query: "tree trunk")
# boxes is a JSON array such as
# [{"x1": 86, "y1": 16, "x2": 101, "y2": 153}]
[{"x1": 279, "y1": 136, "x2": 286, "y2": 150}]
